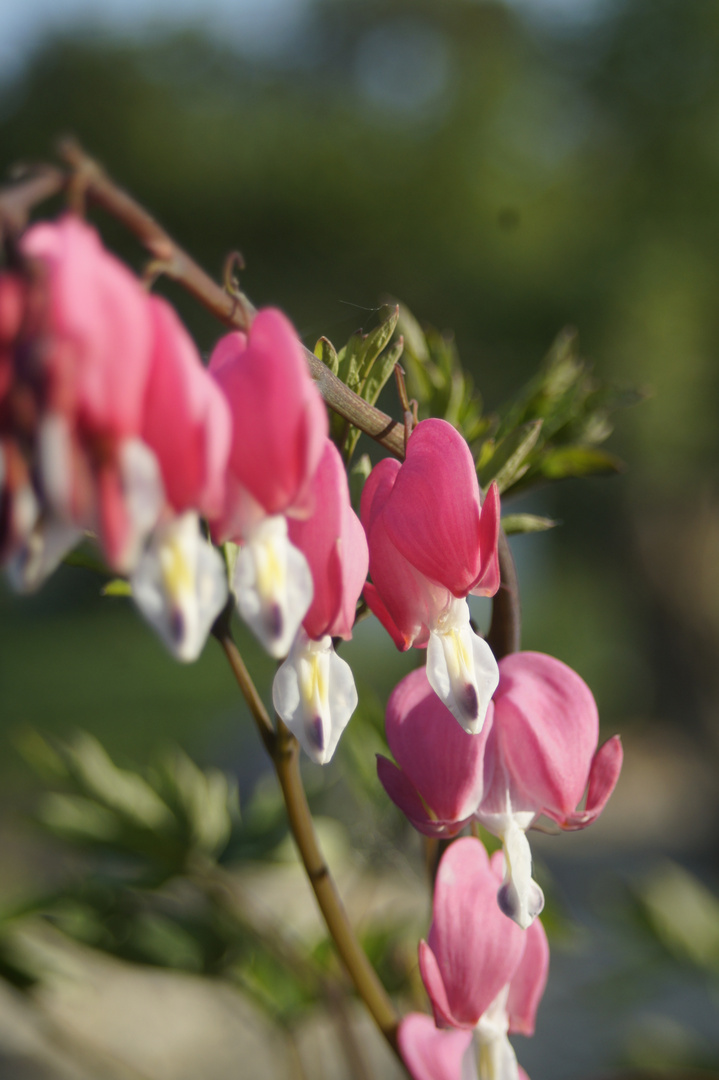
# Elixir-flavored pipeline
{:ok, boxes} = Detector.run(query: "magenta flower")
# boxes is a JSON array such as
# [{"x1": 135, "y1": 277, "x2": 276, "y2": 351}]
[
  {"x1": 377, "y1": 666, "x2": 490, "y2": 837},
  {"x1": 141, "y1": 296, "x2": 231, "y2": 523},
  {"x1": 4, "y1": 217, "x2": 232, "y2": 659},
  {"x1": 361, "y1": 419, "x2": 500, "y2": 734},
  {"x1": 7, "y1": 215, "x2": 161, "y2": 584},
  {"x1": 417, "y1": 838, "x2": 548, "y2": 1080},
  {"x1": 477, "y1": 651, "x2": 623, "y2": 928},
  {"x1": 209, "y1": 309, "x2": 328, "y2": 657},
  {"x1": 209, "y1": 309, "x2": 328, "y2": 535},
  {"x1": 130, "y1": 296, "x2": 233, "y2": 662},
  {"x1": 273, "y1": 439, "x2": 369, "y2": 763}
]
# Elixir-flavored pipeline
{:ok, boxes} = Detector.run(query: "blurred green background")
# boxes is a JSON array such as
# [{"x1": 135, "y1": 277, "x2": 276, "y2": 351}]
[{"x1": 2, "y1": 0, "x2": 719, "y2": 1077}]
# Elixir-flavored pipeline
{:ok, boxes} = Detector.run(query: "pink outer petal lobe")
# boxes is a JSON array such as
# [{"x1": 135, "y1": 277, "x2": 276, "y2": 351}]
[
  {"x1": 382, "y1": 419, "x2": 483, "y2": 596},
  {"x1": 210, "y1": 308, "x2": 327, "y2": 528},
  {"x1": 385, "y1": 667, "x2": 490, "y2": 826},
  {"x1": 507, "y1": 917, "x2": 550, "y2": 1036},
  {"x1": 398, "y1": 1014, "x2": 473, "y2": 1080},
  {"x1": 487, "y1": 652, "x2": 600, "y2": 818}
]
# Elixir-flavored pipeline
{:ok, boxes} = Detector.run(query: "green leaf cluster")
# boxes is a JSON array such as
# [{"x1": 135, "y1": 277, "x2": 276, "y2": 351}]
[
  {"x1": 316, "y1": 304, "x2": 404, "y2": 462},
  {"x1": 477, "y1": 328, "x2": 643, "y2": 497},
  {"x1": 19, "y1": 730, "x2": 239, "y2": 880},
  {"x1": 388, "y1": 308, "x2": 640, "y2": 510},
  {"x1": 12, "y1": 734, "x2": 334, "y2": 1023},
  {"x1": 396, "y1": 303, "x2": 489, "y2": 445}
]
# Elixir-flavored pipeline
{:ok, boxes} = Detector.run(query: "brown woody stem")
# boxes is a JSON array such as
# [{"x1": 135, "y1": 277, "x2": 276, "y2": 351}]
[
  {"x1": 215, "y1": 629, "x2": 401, "y2": 1059},
  {"x1": 56, "y1": 141, "x2": 406, "y2": 459},
  {"x1": 487, "y1": 529, "x2": 521, "y2": 658}
]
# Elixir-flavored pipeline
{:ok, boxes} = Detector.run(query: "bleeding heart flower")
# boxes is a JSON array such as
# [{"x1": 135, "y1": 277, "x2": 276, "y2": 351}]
[
  {"x1": 361, "y1": 419, "x2": 500, "y2": 734},
  {"x1": 273, "y1": 439, "x2": 369, "y2": 763},
  {"x1": 9, "y1": 214, "x2": 161, "y2": 579},
  {"x1": 477, "y1": 652, "x2": 623, "y2": 929},
  {"x1": 377, "y1": 666, "x2": 490, "y2": 837},
  {"x1": 209, "y1": 309, "x2": 328, "y2": 657},
  {"x1": 416, "y1": 837, "x2": 548, "y2": 1080},
  {"x1": 131, "y1": 296, "x2": 232, "y2": 661}
]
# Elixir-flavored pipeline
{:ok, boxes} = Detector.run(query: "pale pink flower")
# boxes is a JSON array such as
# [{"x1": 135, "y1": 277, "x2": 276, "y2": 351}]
[
  {"x1": 477, "y1": 651, "x2": 623, "y2": 928},
  {"x1": 361, "y1": 419, "x2": 500, "y2": 733},
  {"x1": 416, "y1": 838, "x2": 548, "y2": 1080}
]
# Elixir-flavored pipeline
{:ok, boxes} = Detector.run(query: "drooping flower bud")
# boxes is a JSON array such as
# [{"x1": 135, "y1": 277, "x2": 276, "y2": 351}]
[{"x1": 11, "y1": 214, "x2": 161, "y2": 580}]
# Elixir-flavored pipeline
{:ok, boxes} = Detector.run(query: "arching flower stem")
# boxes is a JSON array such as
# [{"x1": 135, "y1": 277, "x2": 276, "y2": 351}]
[{"x1": 213, "y1": 619, "x2": 402, "y2": 1059}]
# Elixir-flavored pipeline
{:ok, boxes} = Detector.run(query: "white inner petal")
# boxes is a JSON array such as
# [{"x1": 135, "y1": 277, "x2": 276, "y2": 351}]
[
  {"x1": 273, "y1": 630, "x2": 359, "y2": 765},
  {"x1": 475, "y1": 987, "x2": 519, "y2": 1080},
  {"x1": 497, "y1": 819, "x2": 545, "y2": 930},
  {"x1": 427, "y1": 596, "x2": 499, "y2": 733},
  {"x1": 131, "y1": 511, "x2": 228, "y2": 663},
  {"x1": 117, "y1": 437, "x2": 165, "y2": 573},
  {"x1": 476, "y1": 784, "x2": 544, "y2": 930},
  {"x1": 37, "y1": 413, "x2": 74, "y2": 516},
  {"x1": 232, "y1": 515, "x2": 313, "y2": 658},
  {"x1": 7, "y1": 513, "x2": 82, "y2": 593}
]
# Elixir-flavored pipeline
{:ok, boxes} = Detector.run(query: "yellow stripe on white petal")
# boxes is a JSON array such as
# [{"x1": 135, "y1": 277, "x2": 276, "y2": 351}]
[
  {"x1": 131, "y1": 511, "x2": 228, "y2": 662},
  {"x1": 232, "y1": 515, "x2": 313, "y2": 659},
  {"x1": 273, "y1": 630, "x2": 358, "y2": 765},
  {"x1": 427, "y1": 596, "x2": 499, "y2": 734}
]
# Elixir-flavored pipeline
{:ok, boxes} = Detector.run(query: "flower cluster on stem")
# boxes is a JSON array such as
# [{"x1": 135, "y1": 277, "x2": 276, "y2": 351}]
[{"x1": 0, "y1": 164, "x2": 626, "y2": 1078}]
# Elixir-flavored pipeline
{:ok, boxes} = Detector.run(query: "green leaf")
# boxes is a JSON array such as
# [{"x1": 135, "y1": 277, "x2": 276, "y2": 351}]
[
  {"x1": 477, "y1": 419, "x2": 543, "y2": 493},
  {"x1": 37, "y1": 793, "x2": 123, "y2": 845},
  {"x1": 539, "y1": 446, "x2": 624, "y2": 480},
  {"x1": 362, "y1": 336, "x2": 403, "y2": 407},
  {"x1": 501, "y1": 514, "x2": 558, "y2": 535},
  {"x1": 337, "y1": 331, "x2": 364, "y2": 393},
  {"x1": 14, "y1": 729, "x2": 69, "y2": 782},
  {"x1": 314, "y1": 335, "x2": 339, "y2": 376},
  {"x1": 63, "y1": 733, "x2": 174, "y2": 831},
  {"x1": 101, "y1": 578, "x2": 132, "y2": 597},
  {"x1": 63, "y1": 545, "x2": 109, "y2": 575},
  {"x1": 636, "y1": 861, "x2": 719, "y2": 973},
  {"x1": 349, "y1": 454, "x2": 372, "y2": 514},
  {"x1": 153, "y1": 749, "x2": 239, "y2": 858}
]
